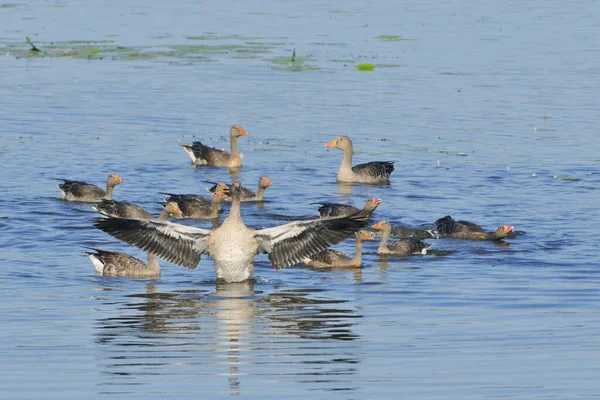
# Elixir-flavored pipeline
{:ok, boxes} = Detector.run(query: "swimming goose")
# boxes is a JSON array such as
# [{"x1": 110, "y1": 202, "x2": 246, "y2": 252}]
[
  {"x1": 325, "y1": 136, "x2": 394, "y2": 183},
  {"x1": 371, "y1": 220, "x2": 433, "y2": 256},
  {"x1": 182, "y1": 124, "x2": 248, "y2": 168},
  {"x1": 207, "y1": 176, "x2": 272, "y2": 202},
  {"x1": 316, "y1": 198, "x2": 381, "y2": 219},
  {"x1": 84, "y1": 202, "x2": 182, "y2": 277},
  {"x1": 302, "y1": 230, "x2": 375, "y2": 268},
  {"x1": 56, "y1": 174, "x2": 122, "y2": 203},
  {"x1": 94, "y1": 200, "x2": 183, "y2": 220},
  {"x1": 434, "y1": 215, "x2": 514, "y2": 240},
  {"x1": 163, "y1": 191, "x2": 227, "y2": 219},
  {"x1": 94, "y1": 182, "x2": 367, "y2": 283}
]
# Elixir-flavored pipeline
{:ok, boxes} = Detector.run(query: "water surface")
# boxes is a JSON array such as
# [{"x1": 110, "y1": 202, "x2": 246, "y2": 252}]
[{"x1": 1, "y1": 1, "x2": 600, "y2": 398}]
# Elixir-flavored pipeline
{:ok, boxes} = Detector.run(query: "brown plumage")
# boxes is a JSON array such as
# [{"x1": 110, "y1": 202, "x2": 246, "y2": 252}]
[
  {"x1": 94, "y1": 200, "x2": 183, "y2": 220},
  {"x1": 182, "y1": 124, "x2": 248, "y2": 168},
  {"x1": 303, "y1": 230, "x2": 375, "y2": 268},
  {"x1": 84, "y1": 203, "x2": 181, "y2": 278},
  {"x1": 163, "y1": 192, "x2": 227, "y2": 220},
  {"x1": 56, "y1": 174, "x2": 122, "y2": 203},
  {"x1": 207, "y1": 176, "x2": 272, "y2": 202},
  {"x1": 325, "y1": 136, "x2": 394, "y2": 183},
  {"x1": 317, "y1": 198, "x2": 381, "y2": 219},
  {"x1": 371, "y1": 220, "x2": 433, "y2": 256},
  {"x1": 434, "y1": 215, "x2": 514, "y2": 240}
]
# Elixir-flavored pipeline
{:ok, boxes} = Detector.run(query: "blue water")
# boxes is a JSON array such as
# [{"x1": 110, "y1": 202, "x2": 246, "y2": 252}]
[{"x1": 1, "y1": 1, "x2": 600, "y2": 398}]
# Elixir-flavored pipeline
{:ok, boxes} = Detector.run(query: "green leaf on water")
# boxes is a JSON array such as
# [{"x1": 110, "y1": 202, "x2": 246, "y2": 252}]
[
  {"x1": 357, "y1": 63, "x2": 375, "y2": 71},
  {"x1": 376, "y1": 35, "x2": 416, "y2": 41},
  {"x1": 554, "y1": 175, "x2": 580, "y2": 181}
]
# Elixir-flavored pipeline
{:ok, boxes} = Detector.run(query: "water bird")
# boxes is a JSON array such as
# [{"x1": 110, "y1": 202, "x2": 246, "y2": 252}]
[
  {"x1": 302, "y1": 230, "x2": 375, "y2": 268},
  {"x1": 84, "y1": 202, "x2": 183, "y2": 278},
  {"x1": 206, "y1": 176, "x2": 272, "y2": 202},
  {"x1": 162, "y1": 191, "x2": 228, "y2": 220},
  {"x1": 94, "y1": 200, "x2": 183, "y2": 220},
  {"x1": 94, "y1": 182, "x2": 367, "y2": 283},
  {"x1": 434, "y1": 215, "x2": 514, "y2": 240},
  {"x1": 182, "y1": 124, "x2": 248, "y2": 168},
  {"x1": 56, "y1": 174, "x2": 122, "y2": 203},
  {"x1": 371, "y1": 220, "x2": 433, "y2": 256},
  {"x1": 315, "y1": 198, "x2": 381, "y2": 219},
  {"x1": 325, "y1": 135, "x2": 394, "y2": 183}
]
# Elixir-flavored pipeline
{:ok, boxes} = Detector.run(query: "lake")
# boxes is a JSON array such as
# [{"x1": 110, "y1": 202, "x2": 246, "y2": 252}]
[{"x1": 1, "y1": 0, "x2": 599, "y2": 398}]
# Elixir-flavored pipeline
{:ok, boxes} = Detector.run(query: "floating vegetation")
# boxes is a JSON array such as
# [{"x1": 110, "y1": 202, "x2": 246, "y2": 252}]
[
  {"x1": 356, "y1": 63, "x2": 375, "y2": 71},
  {"x1": 375, "y1": 63, "x2": 407, "y2": 68},
  {"x1": 3, "y1": 37, "x2": 277, "y2": 62},
  {"x1": 271, "y1": 54, "x2": 319, "y2": 72},
  {"x1": 26, "y1": 36, "x2": 40, "y2": 52},
  {"x1": 438, "y1": 150, "x2": 468, "y2": 157},
  {"x1": 186, "y1": 33, "x2": 242, "y2": 41},
  {"x1": 376, "y1": 35, "x2": 416, "y2": 41},
  {"x1": 553, "y1": 175, "x2": 580, "y2": 181},
  {"x1": 440, "y1": 71, "x2": 474, "y2": 76}
]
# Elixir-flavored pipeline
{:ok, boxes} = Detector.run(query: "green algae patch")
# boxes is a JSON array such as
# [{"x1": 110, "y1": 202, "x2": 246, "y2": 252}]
[
  {"x1": 356, "y1": 63, "x2": 375, "y2": 71},
  {"x1": 554, "y1": 175, "x2": 580, "y2": 181},
  {"x1": 271, "y1": 55, "x2": 319, "y2": 72},
  {"x1": 376, "y1": 35, "x2": 416, "y2": 41}
]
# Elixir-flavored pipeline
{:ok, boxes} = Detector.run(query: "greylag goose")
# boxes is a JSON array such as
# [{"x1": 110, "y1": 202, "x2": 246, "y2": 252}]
[
  {"x1": 94, "y1": 182, "x2": 367, "y2": 283},
  {"x1": 94, "y1": 200, "x2": 183, "y2": 220},
  {"x1": 182, "y1": 124, "x2": 248, "y2": 168},
  {"x1": 371, "y1": 220, "x2": 433, "y2": 256},
  {"x1": 434, "y1": 215, "x2": 514, "y2": 240},
  {"x1": 163, "y1": 191, "x2": 227, "y2": 220},
  {"x1": 56, "y1": 174, "x2": 122, "y2": 203},
  {"x1": 325, "y1": 136, "x2": 394, "y2": 183},
  {"x1": 84, "y1": 202, "x2": 182, "y2": 278},
  {"x1": 207, "y1": 176, "x2": 272, "y2": 202},
  {"x1": 302, "y1": 230, "x2": 375, "y2": 268},
  {"x1": 316, "y1": 198, "x2": 381, "y2": 219}
]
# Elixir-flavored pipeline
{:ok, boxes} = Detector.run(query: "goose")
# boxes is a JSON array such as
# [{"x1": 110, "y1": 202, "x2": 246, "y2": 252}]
[
  {"x1": 94, "y1": 200, "x2": 183, "y2": 220},
  {"x1": 163, "y1": 191, "x2": 227, "y2": 219},
  {"x1": 302, "y1": 230, "x2": 375, "y2": 268},
  {"x1": 325, "y1": 136, "x2": 394, "y2": 183},
  {"x1": 94, "y1": 182, "x2": 367, "y2": 283},
  {"x1": 207, "y1": 176, "x2": 272, "y2": 202},
  {"x1": 182, "y1": 124, "x2": 248, "y2": 168},
  {"x1": 56, "y1": 174, "x2": 122, "y2": 203},
  {"x1": 434, "y1": 215, "x2": 514, "y2": 240},
  {"x1": 84, "y1": 202, "x2": 183, "y2": 278},
  {"x1": 316, "y1": 198, "x2": 381, "y2": 219},
  {"x1": 371, "y1": 220, "x2": 433, "y2": 256}
]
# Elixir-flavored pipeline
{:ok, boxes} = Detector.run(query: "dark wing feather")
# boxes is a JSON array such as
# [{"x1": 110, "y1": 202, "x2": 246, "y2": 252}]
[
  {"x1": 94, "y1": 200, "x2": 152, "y2": 219},
  {"x1": 434, "y1": 215, "x2": 456, "y2": 236},
  {"x1": 190, "y1": 141, "x2": 231, "y2": 164},
  {"x1": 351, "y1": 161, "x2": 395, "y2": 182},
  {"x1": 93, "y1": 218, "x2": 211, "y2": 269},
  {"x1": 58, "y1": 179, "x2": 105, "y2": 198},
  {"x1": 254, "y1": 213, "x2": 367, "y2": 270},
  {"x1": 316, "y1": 203, "x2": 359, "y2": 218}
]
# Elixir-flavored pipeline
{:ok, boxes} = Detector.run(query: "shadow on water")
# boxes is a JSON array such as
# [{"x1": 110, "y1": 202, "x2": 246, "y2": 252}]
[{"x1": 93, "y1": 282, "x2": 362, "y2": 395}]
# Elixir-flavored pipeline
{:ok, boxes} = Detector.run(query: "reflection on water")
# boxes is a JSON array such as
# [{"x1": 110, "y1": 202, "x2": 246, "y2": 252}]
[{"x1": 93, "y1": 282, "x2": 362, "y2": 395}]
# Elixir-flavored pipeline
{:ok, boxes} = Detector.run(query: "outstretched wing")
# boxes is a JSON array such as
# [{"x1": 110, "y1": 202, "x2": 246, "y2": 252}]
[
  {"x1": 93, "y1": 218, "x2": 212, "y2": 269},
  {"x1": 254, "y1": 213, "x2": 367, "y2": 270}
]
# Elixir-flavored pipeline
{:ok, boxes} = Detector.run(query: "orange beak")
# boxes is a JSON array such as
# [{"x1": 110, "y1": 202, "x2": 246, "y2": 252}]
[
  {"x1": 265, "y1": 178, "x2": 272, "y2": 187},
  {"x1": 115, "y1": 176, "x2": 123, "y2": 184},
  {"x1": 239, "y1": 127, "x2": 248, "y2": 136},
  {"x1": 325, "y1": 139, "x2": 338, "y2": 148},
  {"x1": 371, "y1": 221, "x2": 384, "y2": 229},
  {"x1": 505, "y1": 225, "x2": 515, "y2": 233},
  {"x1": 364, "y1": 232, "x2": 375, "y2": 240}
]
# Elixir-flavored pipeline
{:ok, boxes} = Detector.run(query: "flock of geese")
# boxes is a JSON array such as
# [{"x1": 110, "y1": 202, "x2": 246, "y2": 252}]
[{"x1": 57, "y1": 125, "x2": 515, "y2": 282}]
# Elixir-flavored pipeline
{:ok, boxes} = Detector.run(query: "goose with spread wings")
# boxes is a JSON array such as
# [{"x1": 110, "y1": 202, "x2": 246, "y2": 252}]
[{"x1": 94, "y1": 182, "x2": 367, "y2": 282}]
